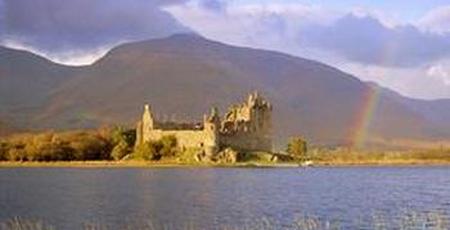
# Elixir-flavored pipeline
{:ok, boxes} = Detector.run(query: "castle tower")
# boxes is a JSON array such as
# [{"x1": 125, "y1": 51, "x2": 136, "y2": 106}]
[
  {"x1": 203, "y1": 107, "x2": 221, "y2": 156},
  {"x1": 142, "y1": 104, "x2": 155, "y2": 141},
  {"x1": 249, "y1": 91, "x2": 273, "y2": 151}
]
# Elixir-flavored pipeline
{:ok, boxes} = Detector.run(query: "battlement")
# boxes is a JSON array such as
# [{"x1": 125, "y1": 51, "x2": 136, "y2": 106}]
[{"x1": 135, "y1": 92, "x2": 273, "y2": 155}]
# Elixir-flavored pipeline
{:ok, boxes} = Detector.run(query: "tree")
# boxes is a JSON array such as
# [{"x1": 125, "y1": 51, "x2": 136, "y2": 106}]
[
  {"x1": 286, "y1": 137, "x2": 308, "y2": 160},
  {"x1": 111, "y1": 140, "x2": 129, "y2": 160},
  {"x1": 0, "y1": 142, "x2": 8, "y2": 161},
  {"x1": 132, "y1": 136, "x2": 178, "y2": 161},
  {"x1": 7, "y1": 146, "x2": 27, "y2": 161},
  {"x1": 109, "y1": 126, "x2": 136, "y2": 160},
  {"x1": 133, "y1": 142, "x2": 160, "y2": 160},
  {"x1": 160, "y1": 135, "x2": 178, "y2": 157},
  {"x1": 110, "y1": 126, "x2": 135, "y2": 147},
  {"x1": 67, "y1": 132, "x2": 111, "y2": 160}
]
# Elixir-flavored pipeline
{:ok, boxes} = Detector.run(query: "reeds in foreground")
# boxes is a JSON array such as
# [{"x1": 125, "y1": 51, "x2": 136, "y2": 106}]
[
  {"x1": 1, "y1": 211, "x2": 448, "y2": 230},
  {"x1": 0, "y1": 217, "x2": 54, "y2": 230}
]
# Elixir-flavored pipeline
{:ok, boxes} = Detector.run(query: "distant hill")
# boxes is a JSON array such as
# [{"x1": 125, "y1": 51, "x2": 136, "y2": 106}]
[
  {"x1": 0, "y1": 120, "x2": 15, "y2": 136},
  {"x1": 0, "y1": 34, "x2": 449, "y2": 148}
]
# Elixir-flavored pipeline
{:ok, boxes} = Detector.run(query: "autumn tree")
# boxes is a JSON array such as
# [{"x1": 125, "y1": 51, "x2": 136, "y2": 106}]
[{"x1": 286, "y1": 137, "x2": 308, "y2": 160}]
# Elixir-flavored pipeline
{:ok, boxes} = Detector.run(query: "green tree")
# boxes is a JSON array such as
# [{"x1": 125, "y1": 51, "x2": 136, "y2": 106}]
[
  {"x1": 132, "y1": 136, "x2": 178, "y2": 161},
  {"x1": 286, "y1": 137, "x2": 308, "y2": 161},
  {"x1": 133, "y1": 141, "x2": 161, "y2": 161},
  {"x1": 109, "y1": 126, "x2": 136, "y2": 160},
  {"x1": 0, "y1": 142, "x2": 8, "y2": 161},
  {"x1": 19, "y1": 132, "x2": 76, "y2": 161},
  {"x1": 111, "y1": 140, "x2": 129, "y2": 160},
  {"x1": 7, "y1": 146, "x2": 27, "y2": 161},
  {"x1": 110, "y1": 126, "x2": 136, "y2": 147},
  {"x1": 160, "y1": 135, "x2": 178, "y2": 157},
  {"x1": 67, "y1": 132, "x2": 111, "y2": 160}
]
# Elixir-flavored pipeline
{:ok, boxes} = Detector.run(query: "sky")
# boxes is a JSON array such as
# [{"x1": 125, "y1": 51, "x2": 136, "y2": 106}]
[{"x1": 1, "y1": 0, "x2": 450, "y2": 99}]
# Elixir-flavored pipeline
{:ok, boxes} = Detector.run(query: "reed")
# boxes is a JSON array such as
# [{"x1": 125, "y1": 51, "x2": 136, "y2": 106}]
[{"x1": 1, "y1": 211, "x2": 448, "y2": 230}]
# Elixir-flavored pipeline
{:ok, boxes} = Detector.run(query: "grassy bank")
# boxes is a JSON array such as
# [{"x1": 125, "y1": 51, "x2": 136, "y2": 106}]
[
  {"x1": 309, "y1": 148, "x2": 450, "y2": 166},
  {"x1": 0, "y1": 158, "x2": 449, "y2": 168}
]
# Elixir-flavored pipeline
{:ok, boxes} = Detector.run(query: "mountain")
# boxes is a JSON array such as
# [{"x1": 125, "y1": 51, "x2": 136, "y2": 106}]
[
  {"x1": 0, "y1": 120, "x2": 14, "y2": 136},
  {"x1": 0, "y1": 46, "x2": 81, "y2": 128},
  {"x1": 0, "y1": 34, "x2": 449, "y2": 148},
  {"x1": 370, "y1": 83, "x2": 450, "y2": 136}
]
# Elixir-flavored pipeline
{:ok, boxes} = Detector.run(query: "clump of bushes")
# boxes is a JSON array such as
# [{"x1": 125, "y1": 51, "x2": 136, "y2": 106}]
[
  {"x1": 132, "y1": 135, "x2": 178, "y2": 161},
  {"x1": 0, "y1": 128, "x2": 180, "y2": 162},
  {"x1": 0, "y1": 126, "x2": 136, "y2": 162}
]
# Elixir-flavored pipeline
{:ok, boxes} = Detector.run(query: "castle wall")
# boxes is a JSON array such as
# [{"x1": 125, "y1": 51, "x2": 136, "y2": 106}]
[
  {"x1": 144, "y1": 129, "x2": 218, "y2": 155},
  {"x1": 146, "y1": 130, "x2": 205, "y2": 148},
  {"x1": 136, "y1": 121, "x2": 143, "y2": 146},
  {"x1": 137, "y1": 91, "x2": 273, "y2": 155},
  {"x1": 220, "y1": 132, "x2": 272, "y2": 152}
]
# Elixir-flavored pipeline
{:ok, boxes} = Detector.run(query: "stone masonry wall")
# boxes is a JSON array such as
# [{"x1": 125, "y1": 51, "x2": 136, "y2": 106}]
[{"x1": 136, "y1": 91, "x2": 273, "y2": 155}]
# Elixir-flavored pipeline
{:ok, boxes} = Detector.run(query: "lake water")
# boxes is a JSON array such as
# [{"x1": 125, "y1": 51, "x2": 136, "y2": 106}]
[{"x1": 0, "y1": 167, "x2": 449, "y2": 229}]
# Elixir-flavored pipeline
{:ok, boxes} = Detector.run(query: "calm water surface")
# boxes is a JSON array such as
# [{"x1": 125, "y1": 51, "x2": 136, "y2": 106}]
[{"x1": 0, "y1": 167, "x2": 449, "y2": 229}]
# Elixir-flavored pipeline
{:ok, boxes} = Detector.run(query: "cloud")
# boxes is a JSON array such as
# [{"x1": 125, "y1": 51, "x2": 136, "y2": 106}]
[
  {"x1": 349, "y1": 6, "x2": 401, "y2": 29},
  {"x1": 166, "y1": 1, "x2": 450, "y2": 99},
  {"x1": 427, "y1": 63, "x2": 450, "y2": 86},
  {"x1": 199, "y1": 0, "x2": 226, "y2": 12},
  {"x1": 0, "y1": 0, "x2": 190, "y2": 64},
  {"x1": 302, "y1": 14, "x2": 450, "y2": 67},
  {"x1": 164, "y1": 1, "x2": 339, "y2": 59},
  {"x1": 418, "y1": 5, "x2": 450, "y2": 34},
  {"x1": 167, "y1": 2, "x2": 450, "y2": 68},
  {"x1": 335, "y1": 61, "x2": 450, "y2": 99}
]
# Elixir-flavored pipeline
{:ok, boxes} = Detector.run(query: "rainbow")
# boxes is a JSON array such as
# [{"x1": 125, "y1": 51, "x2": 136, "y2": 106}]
[
  {"x1": 348, "y1": 37, "x2": 400, "y2": 148},
  {"x1": 348, "y1": 84, "x2": 382, "y2": 149}
]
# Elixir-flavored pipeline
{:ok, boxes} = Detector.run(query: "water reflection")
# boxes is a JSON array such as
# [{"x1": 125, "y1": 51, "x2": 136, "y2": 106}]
[{"x1": 0, "y1": 167, "x2": 449, "y2": 229}]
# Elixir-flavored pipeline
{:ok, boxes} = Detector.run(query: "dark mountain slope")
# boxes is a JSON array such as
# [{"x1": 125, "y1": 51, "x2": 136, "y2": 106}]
[{"x1": 0, "y1": 47, "x2": 81, "y2": 127}]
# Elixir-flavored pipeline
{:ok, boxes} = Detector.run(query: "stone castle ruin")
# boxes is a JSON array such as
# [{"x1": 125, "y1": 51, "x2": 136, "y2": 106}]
[{"x1": 135, "y1": 92, "x2": 273, "y2": 155}]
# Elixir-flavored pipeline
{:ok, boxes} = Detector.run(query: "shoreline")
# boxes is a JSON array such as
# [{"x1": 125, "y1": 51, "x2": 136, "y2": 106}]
[
  {"x1": 0, "y1": 161, "x2": 299, "y2": 168},
  {"x1": 0, "y1": 160, "x2": 449, "y2": 168}
]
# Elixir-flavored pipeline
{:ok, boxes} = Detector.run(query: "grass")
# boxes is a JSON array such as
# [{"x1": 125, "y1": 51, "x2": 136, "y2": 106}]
[
  {"x1": 309, "y1": 148, "x2": 450, "y2": 166},
  {"x1": 1, "y1": 211, "x2": 448, "y2": 230}
]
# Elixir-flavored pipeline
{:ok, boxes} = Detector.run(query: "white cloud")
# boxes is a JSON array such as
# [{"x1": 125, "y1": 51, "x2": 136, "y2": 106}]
[
  {"x1": 418, "y1": 5, "x2": 450, "y2": 34},
  {"x1": 339, "y1": 62, "x2": 450, "y2": 99},
  {"x1": 1, "y1": 38, "x2": 112, "y2": 66},
  {"x1": 427, "y1": 63, "x2": 450, "y2": 86},
  {"x1": 349, "y1": 6, "x2": 402, "y2": 28}
]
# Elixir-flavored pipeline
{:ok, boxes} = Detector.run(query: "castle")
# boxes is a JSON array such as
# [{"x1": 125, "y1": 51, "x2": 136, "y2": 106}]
[{"x1": 135, "y1": 92, "x2": 273, "y2": 155}]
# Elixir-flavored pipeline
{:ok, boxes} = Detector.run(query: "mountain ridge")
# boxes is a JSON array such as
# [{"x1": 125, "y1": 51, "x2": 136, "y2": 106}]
[{"x1": 0, "y1": 34, "x2": 449, "y2": 148}]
